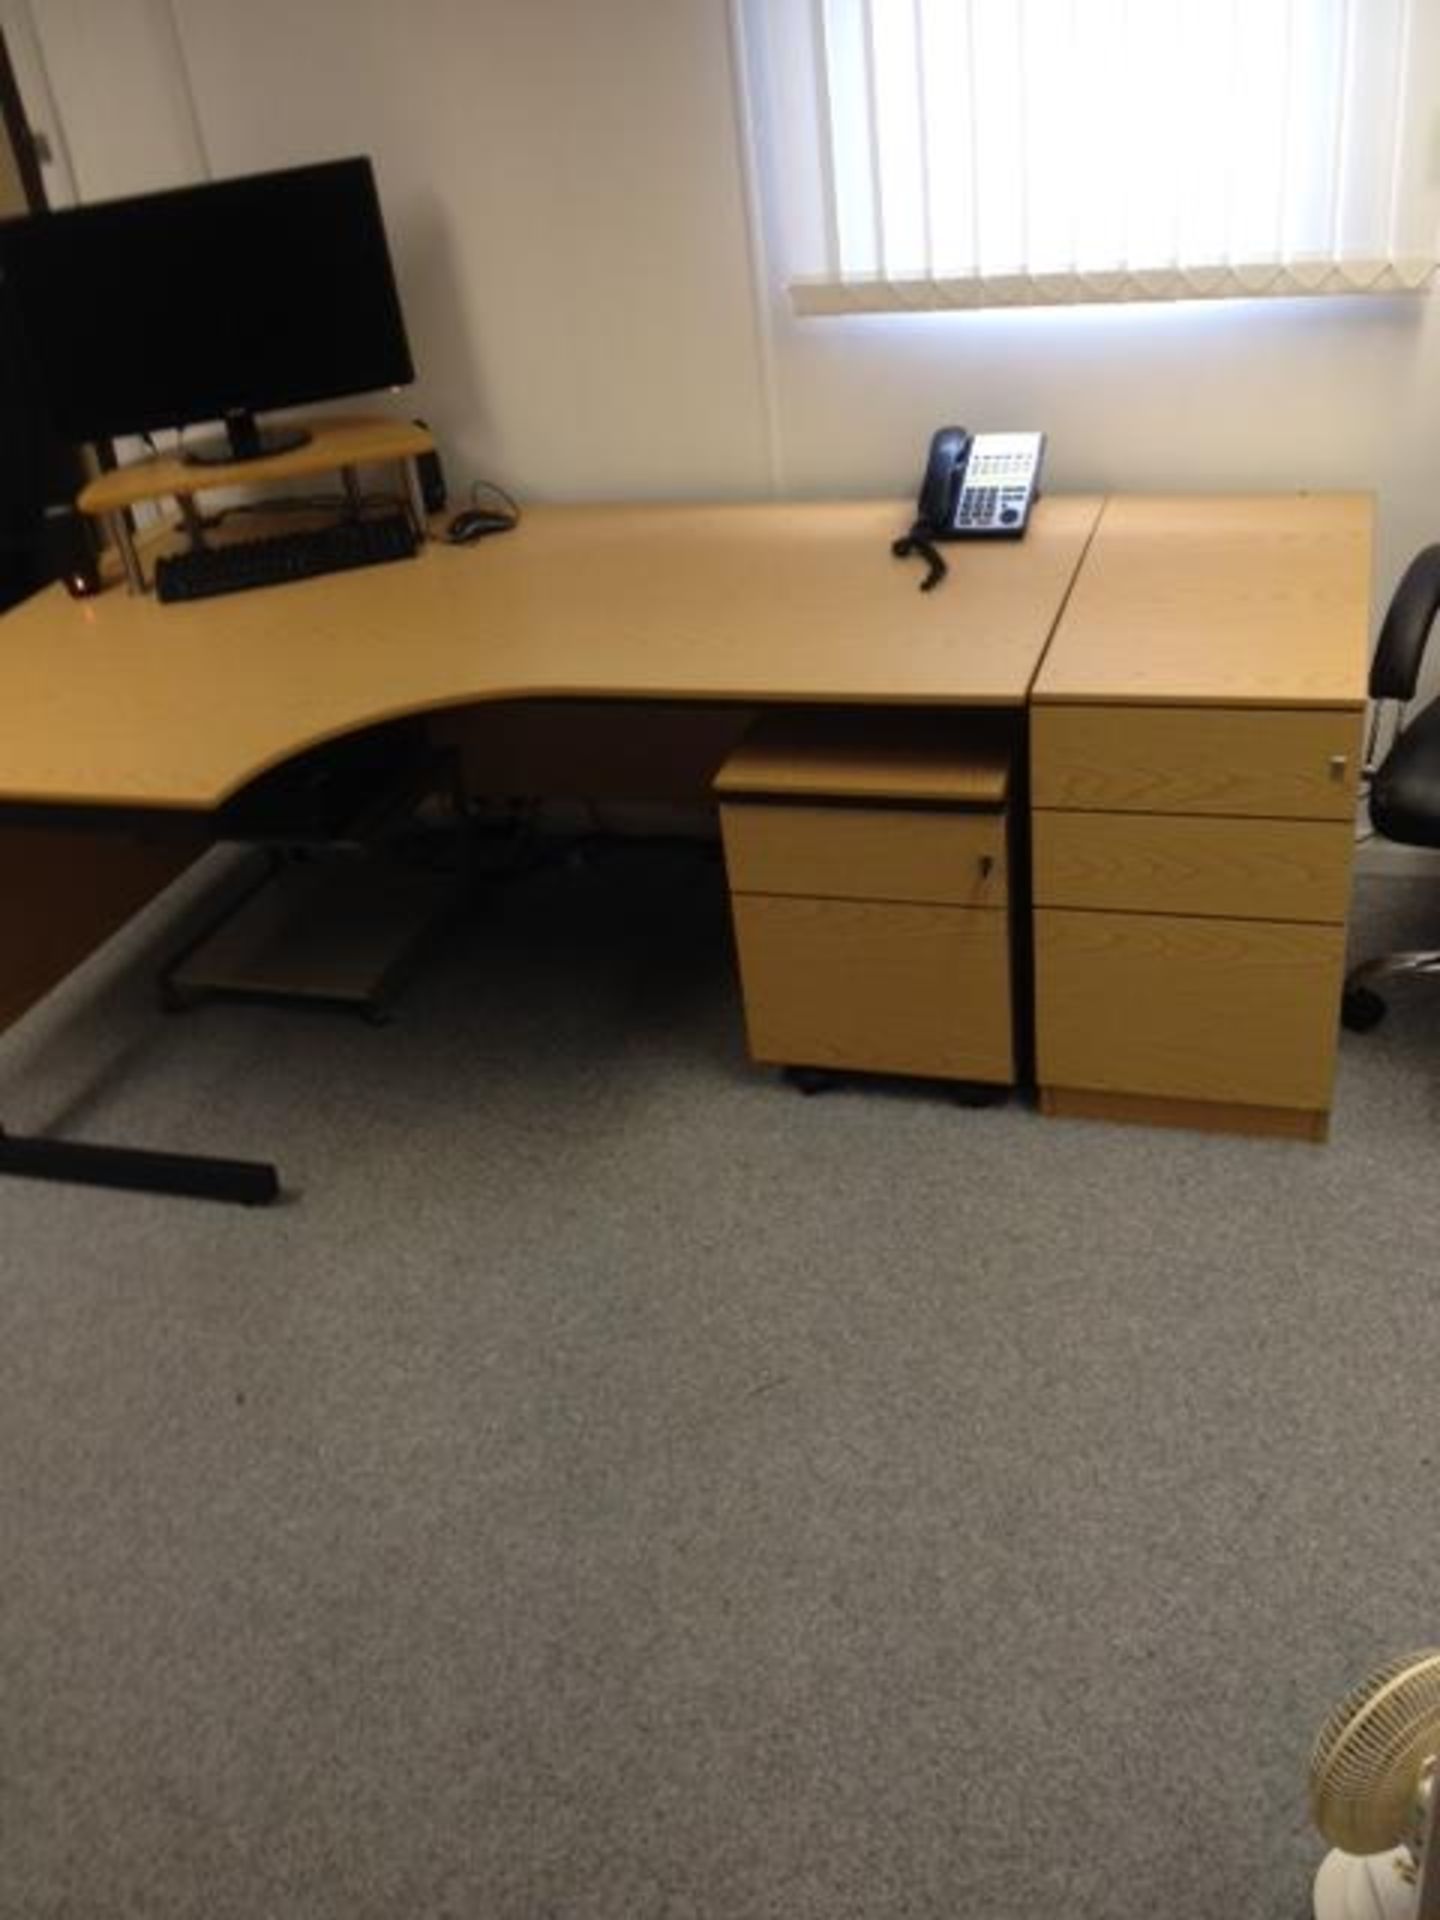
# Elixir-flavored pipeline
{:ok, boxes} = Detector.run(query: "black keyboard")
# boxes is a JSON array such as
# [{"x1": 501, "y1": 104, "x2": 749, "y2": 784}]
[{"x1": 155, "y1": 513, "x2": 419, "y2": 604}]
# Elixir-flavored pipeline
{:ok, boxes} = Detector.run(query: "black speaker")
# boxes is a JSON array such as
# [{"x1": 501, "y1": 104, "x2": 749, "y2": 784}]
[
  {"x1": 412, "y1": 419, "x2": 447, "y2": 513},
  {"x1": 41, "y1": 504, "x2": 102, "y2": 597}
]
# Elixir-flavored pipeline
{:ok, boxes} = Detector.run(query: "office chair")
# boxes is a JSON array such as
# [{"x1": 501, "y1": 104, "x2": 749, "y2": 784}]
[{"x1": 1342, "y1": 544, "x2": 1440, "y2": 1032}]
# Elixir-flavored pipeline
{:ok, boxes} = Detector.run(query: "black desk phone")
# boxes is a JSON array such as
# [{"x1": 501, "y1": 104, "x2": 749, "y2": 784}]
[{"x1": 893, "y1": 427, "x2": 1046, "y2": 591}]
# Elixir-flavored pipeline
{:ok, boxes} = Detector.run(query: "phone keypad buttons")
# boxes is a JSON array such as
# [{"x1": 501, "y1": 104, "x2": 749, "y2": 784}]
[
  {"x1": 952, "y1": 434, "x2": 1042, "y2": 533},
  {"x1": 960, "y1": 485, "x2": 1004, "y2": 526}
]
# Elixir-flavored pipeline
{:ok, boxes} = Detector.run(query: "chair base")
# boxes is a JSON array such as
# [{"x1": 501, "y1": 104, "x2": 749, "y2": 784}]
[{"x1": 1341, "y1": 949, "x2": 1440, "y2": 1031}]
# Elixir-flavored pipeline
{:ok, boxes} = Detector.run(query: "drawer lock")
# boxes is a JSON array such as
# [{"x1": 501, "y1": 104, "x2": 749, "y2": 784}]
[{"x1": 1328, "y1": 754, "x2": 1349, "y2": 783}]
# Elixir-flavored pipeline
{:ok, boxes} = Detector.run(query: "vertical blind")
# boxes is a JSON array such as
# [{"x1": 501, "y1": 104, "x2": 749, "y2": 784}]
[{"x1": 790, "y1": 0, "x2": 1439, "y2": 312}]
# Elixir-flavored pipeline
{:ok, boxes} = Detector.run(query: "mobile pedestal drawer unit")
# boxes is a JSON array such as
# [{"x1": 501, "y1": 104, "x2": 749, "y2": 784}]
[
  {"x1": 715, "y1": 712, "x2": 1015, "y2": 1092},
  {"x1": 1029, "y1": 495, "x2": 1372, "y2": 1141}
]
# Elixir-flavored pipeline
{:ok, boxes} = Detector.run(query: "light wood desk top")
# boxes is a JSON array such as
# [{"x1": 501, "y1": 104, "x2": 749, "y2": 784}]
[
  {"x1": 0, "y1": 497, "x2": 1101, "y2": 813},
  {"x1": 1033, "y1": 494, "x2": 1371, "y2": 709}
]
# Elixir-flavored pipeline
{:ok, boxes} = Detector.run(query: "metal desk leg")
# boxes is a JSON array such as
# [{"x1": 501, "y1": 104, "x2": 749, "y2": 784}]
[
  {"x1": 342, "y1": 464, "x2": 364, "y2": 518},
  {"x1": 177, "y1": 494, "x2": 207, "y2": 546},
  {"x1": 107, "y1": 511, "x2": 145, "y2": 594},
  {"x1": 402, "y1": 455, "x2": 428, "y2": 539},
  {"x1": 0, "y1": 815, "x2": 282, "y2": 1206}
]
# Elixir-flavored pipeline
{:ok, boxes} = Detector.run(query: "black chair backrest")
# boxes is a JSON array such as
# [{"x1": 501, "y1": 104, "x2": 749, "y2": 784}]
[{"x1": 1371, "y1": 546, "x2": 1440, "y2": 701}]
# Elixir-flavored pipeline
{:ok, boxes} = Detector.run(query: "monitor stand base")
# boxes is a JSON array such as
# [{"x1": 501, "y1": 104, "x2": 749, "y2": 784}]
[{"x1": 181, "y1": 412, "x2": 312, "y2": 467}]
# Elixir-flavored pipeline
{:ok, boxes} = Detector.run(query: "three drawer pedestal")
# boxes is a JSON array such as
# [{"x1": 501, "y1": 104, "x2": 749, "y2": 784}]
[{"x1": 1031, "y1": 703, "x2": 1363, "y2": 1139}]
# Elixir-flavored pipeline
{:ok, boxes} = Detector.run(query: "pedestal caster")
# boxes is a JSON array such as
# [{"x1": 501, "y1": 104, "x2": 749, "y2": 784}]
[
  {"x1": 785, "y1": 1066, "x2": 841, "y2": 1096},
  {"x1": 950, "y1": 1083, "x2": 1008, "y2": 1108}
]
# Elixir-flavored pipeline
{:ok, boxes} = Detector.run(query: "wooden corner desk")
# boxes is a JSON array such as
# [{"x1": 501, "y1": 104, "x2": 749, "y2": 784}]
[{"x1": 0, "y1": 488, "x2": 1369, "y2": 1201}]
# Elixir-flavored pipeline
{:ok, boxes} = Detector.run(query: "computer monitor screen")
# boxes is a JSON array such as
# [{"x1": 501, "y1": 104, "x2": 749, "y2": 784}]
[{"x1": 0, "y1": 157, "x2": 415, "y2": 460}]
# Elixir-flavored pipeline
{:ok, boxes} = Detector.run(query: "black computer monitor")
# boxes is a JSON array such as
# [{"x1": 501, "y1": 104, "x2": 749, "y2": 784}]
[{"x1": 0, "y1": 157, "x2": 415, "y2": 465}]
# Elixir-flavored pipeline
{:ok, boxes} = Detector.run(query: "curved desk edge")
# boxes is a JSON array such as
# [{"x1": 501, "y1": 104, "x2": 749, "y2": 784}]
[{"x1": 0, "y1": 496, "x2": 1106, "y2": 814}]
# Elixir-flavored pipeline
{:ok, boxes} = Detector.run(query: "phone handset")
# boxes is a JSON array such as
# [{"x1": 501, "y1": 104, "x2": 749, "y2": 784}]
[
  {"x1": 919, "y1": 426, "x2": 973, "y2": 532},
  {"x1": 893, "y1": 425, "x2": 971, "y2": 592}
]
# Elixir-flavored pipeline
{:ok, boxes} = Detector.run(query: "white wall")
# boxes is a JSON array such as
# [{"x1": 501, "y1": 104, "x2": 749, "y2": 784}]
[
  {"x1": 765, "y1": 294, "x2": 1440, "y2": 609},
  {"x1": 5, "y1": 0, "x2": 772, "y2": 501},
  {"x1": 188, "y1": 0, "x2": 772, "y2": 505},
  {"x1": 7, "y1": 0, "x2": 1440, "y2": 614},
  {"x1": 0, "y1": 0, "x2": 202, "y2": 201}
]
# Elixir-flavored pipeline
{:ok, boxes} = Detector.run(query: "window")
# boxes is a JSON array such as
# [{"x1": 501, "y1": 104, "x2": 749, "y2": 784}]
[{"x1": 744, "y1": 0, "x2": 1440, "y2": 312}]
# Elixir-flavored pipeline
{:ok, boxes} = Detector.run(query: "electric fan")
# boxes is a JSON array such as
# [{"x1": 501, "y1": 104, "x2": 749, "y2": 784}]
[{"x1": 1309, "y1": 1651, "x2": 1440, "y2": 1920}]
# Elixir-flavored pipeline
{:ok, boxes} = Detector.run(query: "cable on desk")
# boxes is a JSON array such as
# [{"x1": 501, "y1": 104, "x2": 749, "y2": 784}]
[
  {"x1": 469, "y1": 478, "x2": 521, "y2": 524},
  {"x1": 198, "y1": 492, "x2": 406, "y2": 530},
  {"x1": 891, "y1": 525, "x2": 947, "y2": 592},
  {"x1": 441, "y1": 477, "x2": 522, "y2": 547}
]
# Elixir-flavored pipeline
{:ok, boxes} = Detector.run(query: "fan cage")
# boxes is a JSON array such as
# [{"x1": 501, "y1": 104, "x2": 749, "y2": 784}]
[{"x1": 1309, "y1": 1651, "x2": 1440, "y2": 1856}]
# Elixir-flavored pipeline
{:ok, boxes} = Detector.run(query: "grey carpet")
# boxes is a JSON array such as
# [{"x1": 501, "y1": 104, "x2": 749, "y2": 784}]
[{"x1": 2, "y1": 844, "x2": 1438, "y2": 1920}]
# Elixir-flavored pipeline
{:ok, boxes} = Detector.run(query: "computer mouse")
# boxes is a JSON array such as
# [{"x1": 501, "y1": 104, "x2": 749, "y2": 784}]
[{"x1": 445, "y1": 509, "x2": 515, "y2": 545}]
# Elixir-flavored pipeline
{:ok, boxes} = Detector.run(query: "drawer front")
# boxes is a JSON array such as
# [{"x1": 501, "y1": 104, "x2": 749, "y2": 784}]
[
  {"x1": 720, "y1": 801, "x2": 1007, "y2": 906},
  {"x1": 1032, "y1": 705, "x2": 1362, "y2": 819},
  {"x1": 1035, "y1": 908, "x2": 1345, "y2": 1110},
  {"x1": 1033, "y1": 812, "x2": 1353, "y2": 923},
  {"x1": 731, "y1": 895, "x2": 1013, "y2": 1083}
]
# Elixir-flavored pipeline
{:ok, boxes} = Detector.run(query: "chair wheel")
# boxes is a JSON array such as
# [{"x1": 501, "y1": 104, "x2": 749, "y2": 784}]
[
  {"x1": 785, "y1": 1066, "x2": 840, "y2": 1096},
  {"x1": 1342, "y1": 986, "x2": 1387, "y2": 1033}
]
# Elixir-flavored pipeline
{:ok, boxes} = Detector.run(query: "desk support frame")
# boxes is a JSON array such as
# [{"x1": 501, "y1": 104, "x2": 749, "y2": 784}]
[
  {"x1": 0, "y1": 1126, "x2": 280, "y2": 1205},
  {"x1": 0, "y1": 800, "x2": 283, "y2": 1206}
]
